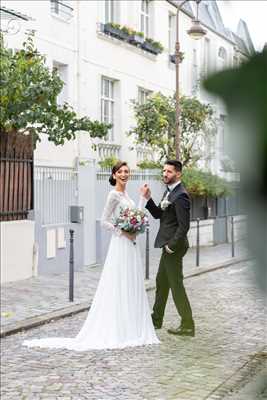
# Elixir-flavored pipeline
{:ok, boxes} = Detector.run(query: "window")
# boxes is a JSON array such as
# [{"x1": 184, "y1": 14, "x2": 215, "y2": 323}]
[
  {"x1": 104, "y1": 0, "x2": 115, "y2": 24},
  {"x1": 140, "y1": 0, "x2": 150, "y2": 38},
  {"x1": 50, "y1": 0, "x2": 73, "y2": 20},
  {"x1": 219, "y1": 114, "x2": 227, "y2": 154},
  {"x1": 168, "y1": 13, "x2": 176, "y2": 54},
  {"x1": 138, "y1": 87, "x2": 152, "y2": 105},
  {"x1": 233, "y1": 55, "x2": 239, "y2": 67},
  {"x1": 53, "y1": 62, "x2": 68, "y2": 105},
  {"x1": 203, "y1": 37, "x2": 211, "y2": 76},
  {"x1": 218, "y1": 46, "x2": 227, "y2": 60},
  {"x1": 101, "y1": 77, "x2": 115, "y2": 142},
  {"x1": 218, "y1": 46, "x2": 227, "y2": 70},
  {"x1": 191, "y1": 48, "x2": 198, "y2": 95}
]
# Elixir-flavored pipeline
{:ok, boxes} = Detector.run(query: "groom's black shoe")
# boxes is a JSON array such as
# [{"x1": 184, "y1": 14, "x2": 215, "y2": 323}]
[{"x1": 167, "y1": 323, "x2": 195, "y2": 337}]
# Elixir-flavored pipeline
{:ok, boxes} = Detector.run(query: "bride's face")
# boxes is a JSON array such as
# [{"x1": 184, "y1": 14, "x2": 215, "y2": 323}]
[{"x1": 114, "y1": 165, "x2": 130, "y2": 185}]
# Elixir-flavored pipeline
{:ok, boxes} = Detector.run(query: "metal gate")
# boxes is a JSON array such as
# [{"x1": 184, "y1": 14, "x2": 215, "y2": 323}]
[{"x1": 34, "y1": 165, "x2": 82, "y2": 275}]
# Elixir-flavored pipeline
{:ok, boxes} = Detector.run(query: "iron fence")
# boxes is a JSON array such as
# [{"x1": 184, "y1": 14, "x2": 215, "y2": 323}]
[{"x1": 0, "y1": 132, "x2": 33, "y2": 222}]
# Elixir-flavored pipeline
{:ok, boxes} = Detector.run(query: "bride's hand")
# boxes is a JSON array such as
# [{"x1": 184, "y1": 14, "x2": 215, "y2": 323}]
[{"x1": 122, "y1": 231, "x2": 137, "y2": 242}]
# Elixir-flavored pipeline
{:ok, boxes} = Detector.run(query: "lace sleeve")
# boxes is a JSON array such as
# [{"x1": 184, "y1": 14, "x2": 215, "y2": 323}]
[
  {"x1": 100, "y1": 191, "x2": 122, "y2": 236},
  {"x1": 137, "y1": 195, "x2": 147, "y2": 210}
]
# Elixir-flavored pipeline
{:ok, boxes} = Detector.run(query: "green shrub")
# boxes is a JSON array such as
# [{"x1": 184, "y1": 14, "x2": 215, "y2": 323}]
[
  {"x1": 98, "y1": 156, "x2": 119, "y2": 169},
  {"x1": 145, "y1": 38, "x2": 164, "y2": 52},
  {"x1": 137, "y1": 160, "x2": 162, "y2": 170},
  {"x1": 182, "y1": 168, "x2": 231, "y2": 197}
]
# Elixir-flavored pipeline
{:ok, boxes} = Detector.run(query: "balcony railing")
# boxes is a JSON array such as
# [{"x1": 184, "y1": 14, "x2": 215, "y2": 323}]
[
  {"x1": 50, "y1": 0, "x2": 73, "y2": 20},
  {"x1": 97, "y1": 143, "x2": 121, "y2": 160}
]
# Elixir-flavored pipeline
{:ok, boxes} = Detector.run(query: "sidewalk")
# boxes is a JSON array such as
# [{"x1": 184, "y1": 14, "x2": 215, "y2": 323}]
[{"x1": 1, "y1": 241, "x2": 248, "y2": 337}]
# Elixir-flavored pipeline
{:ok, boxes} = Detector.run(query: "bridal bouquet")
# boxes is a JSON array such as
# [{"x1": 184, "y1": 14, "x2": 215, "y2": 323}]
[{"x1": 114, "y1": 207, "x2": 148, "y2": 237}]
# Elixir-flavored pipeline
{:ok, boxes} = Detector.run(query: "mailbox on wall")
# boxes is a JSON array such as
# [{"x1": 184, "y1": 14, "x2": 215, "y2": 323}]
[{"x1": 70, "y1": 206, "x2": 84, "y2": 223}]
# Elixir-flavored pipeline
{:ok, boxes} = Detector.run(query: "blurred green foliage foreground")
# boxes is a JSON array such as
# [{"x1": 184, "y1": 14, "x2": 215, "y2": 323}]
[{"x1": 204, "y1": 48, "x2": 267, "y2": 292}]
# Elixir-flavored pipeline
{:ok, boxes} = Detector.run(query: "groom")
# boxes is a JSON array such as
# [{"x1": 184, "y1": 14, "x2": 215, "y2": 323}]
[{"x1": 141, "y1": 160, "x2": 195, "y2": 336}]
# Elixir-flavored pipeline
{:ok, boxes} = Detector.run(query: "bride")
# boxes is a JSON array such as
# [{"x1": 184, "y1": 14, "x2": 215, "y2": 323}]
[{"x1": 23, "y1": 161, "x2": 159, "y2": 351}]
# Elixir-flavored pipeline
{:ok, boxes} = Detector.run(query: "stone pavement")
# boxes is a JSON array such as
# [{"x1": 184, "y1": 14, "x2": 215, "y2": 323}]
[
  {"x1": 225, "y1": 366, "x2": 267, "y2": 400},
  {"x1": 1, "y1": 261, "x2": 266, "y2": 400},
  {"x1": 1, "y1": 242, "x2": 248, "y2": 336}
]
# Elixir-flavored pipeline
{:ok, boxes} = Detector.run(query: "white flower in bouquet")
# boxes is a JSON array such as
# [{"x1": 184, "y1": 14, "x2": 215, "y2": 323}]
[{"x1": 114, "y1": 207, "x2": 149, "y2": 244}]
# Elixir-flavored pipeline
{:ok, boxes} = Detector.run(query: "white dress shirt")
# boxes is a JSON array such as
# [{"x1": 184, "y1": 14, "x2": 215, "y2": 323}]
[{"x1": 167, "y1": 180, "x2": 181, "y2": 193}]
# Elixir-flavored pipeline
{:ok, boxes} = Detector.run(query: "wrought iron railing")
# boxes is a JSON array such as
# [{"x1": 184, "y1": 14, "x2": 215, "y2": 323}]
[
  {"x1": 0, "y1": 132, "x2": 34, "y2": 222},
  {"x1": 50, "y1": 0, "x2": 73, "y2": 20}
]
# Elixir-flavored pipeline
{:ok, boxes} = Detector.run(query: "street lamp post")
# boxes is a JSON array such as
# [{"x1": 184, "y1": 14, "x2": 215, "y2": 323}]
[{"x1": 175, "y1": 0, "x2": 206, "y2": 160}]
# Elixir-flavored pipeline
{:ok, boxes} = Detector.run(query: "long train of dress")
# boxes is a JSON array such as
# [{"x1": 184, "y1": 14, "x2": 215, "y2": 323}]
[{"x1": 23, "y1": 190, "x2": 159, "y2": 351}]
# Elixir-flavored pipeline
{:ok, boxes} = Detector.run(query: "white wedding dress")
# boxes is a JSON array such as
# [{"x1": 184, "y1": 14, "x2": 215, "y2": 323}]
[{"x1": 23, "y1": 190, "x2": 159, "y2": 351}]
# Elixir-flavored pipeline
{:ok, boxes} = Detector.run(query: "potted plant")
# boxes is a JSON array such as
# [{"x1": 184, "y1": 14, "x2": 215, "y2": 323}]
[
  {"x1": 128, "y1": 31, "x2": 145, "y2": 46},
  {"x1": 142, "y1": 38, "x2": 164, "y2": 55},
  {"x1": 103, "y1": 22, "x2": 129, "y2": 41},
  {"x1": 169, "y1": 52, "x2": 184, "y2": 64}
]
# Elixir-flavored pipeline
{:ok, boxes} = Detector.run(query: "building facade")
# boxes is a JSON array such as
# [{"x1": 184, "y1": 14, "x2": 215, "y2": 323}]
[
  {"x1": 1, "y1": 0, "x2": 253, "y2": 281},
  {"x1": 2, "y1": 0, "x2": 254, "y2": 173}
]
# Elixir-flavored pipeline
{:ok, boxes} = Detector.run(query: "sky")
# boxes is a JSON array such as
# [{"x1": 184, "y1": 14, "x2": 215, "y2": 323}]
[{"x1": 217, "y1": 0, "x2": 267, "y2": 51}]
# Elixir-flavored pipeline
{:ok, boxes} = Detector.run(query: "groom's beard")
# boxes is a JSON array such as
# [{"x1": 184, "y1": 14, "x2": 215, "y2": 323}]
[{"x1": 163, "y1": 177, "x2": 178, "y2": 185}]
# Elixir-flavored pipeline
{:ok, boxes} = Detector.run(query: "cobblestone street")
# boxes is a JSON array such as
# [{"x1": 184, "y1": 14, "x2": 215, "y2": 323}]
[
  {"x1": 1, "y1": 242, "x2": 246, "y2": 332},
  {"x1": 1, "y1": 261, "x2": 265, "y2": 400}
]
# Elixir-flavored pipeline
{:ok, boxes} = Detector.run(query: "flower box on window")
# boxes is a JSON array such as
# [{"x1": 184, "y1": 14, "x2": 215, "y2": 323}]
[
  {"x1": 128, "y1": 33, "x2": 144, "y2": 46},
  {"x1": 99, "y1": 23, "x2": 163, "y2": 56},
  {"x1": 103, "y1": 23, "x2": 129, "y2": 41},
  {"x1": 142, "y1": 39, "x2": 163, "y2": 55}
]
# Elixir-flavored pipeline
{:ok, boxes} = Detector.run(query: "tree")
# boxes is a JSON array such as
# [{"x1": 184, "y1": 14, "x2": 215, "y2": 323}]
[
  {"x1": 0, "y1": 32, "x2": 110, "y2": 146},
  {"x1": 128, "y1": 92, "x2": 215, "y2": 166}
]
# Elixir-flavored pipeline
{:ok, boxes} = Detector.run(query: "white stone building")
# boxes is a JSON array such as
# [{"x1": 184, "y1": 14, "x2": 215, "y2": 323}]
[
  {"x1": 2, "y1": 0, "x2": 255, "y2": 172},
  {"x1": 1, "y1": 1, "x2": 254, "y2": 282}
]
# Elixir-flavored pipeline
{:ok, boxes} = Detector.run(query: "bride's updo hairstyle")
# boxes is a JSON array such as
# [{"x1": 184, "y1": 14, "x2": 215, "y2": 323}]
[{"x1": 109, "y1": 161, "x2": 129, "y2": 186}]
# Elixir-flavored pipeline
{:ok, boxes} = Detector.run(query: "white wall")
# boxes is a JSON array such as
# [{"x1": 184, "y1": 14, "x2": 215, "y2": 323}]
[
  {"x1": 2, "y1": 0, "x2": 248, "y2": 171},
  {"x1": 0, "y1": 221, "x2": 35, "y2": 283}
]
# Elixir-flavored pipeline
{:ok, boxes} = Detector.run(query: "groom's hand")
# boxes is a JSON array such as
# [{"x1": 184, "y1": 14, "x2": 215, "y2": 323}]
[
  {"x1": 140, "y1": 184, "x2": 151, "y2": 200},
  {"x1": 165, "y1": 245, "x2": 174, "y2": 254}
]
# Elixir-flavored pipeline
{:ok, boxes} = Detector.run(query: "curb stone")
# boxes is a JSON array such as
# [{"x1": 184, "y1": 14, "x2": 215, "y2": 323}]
[{"x1": 0, "y1": 255, "x2": 251, "y2": 338}]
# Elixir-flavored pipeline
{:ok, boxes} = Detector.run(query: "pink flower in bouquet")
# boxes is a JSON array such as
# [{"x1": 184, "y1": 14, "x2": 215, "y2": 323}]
[{"x1": 113, "y1": 207, "x2": 148, "y2": 242}]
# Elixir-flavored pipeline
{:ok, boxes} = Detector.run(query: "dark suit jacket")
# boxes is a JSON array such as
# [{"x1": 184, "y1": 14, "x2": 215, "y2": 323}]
[{"x1": 145, "y1": 183, "x2": 190, "y2": 251}]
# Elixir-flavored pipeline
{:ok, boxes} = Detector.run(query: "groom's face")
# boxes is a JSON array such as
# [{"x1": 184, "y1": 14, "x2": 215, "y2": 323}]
[{"x1": 163, "y1": 165, "x2": 181, "y2": 185}]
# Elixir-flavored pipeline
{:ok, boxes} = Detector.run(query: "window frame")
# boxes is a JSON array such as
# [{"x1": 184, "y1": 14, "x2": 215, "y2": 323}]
[
  {"x1": 168, "y1": 12, "x2": 176, "y2": 54},
  {"x1": 140, "y1": 0, "x2": 150, "y2": 38},
  {"x1": 191, "y1": 48, "x2": 198, "y2": 95},
  {"x1": 203, "y1": 37, "x2": 211, "y2": 76},
  {"x1": 50, "y1": 0, "x2": 73, "y2": 20},
  {"x1": 104, "y1": 0, "x2": 115, "y2": 24},
  {"x1": 53, "y1": 61, "x2": 68, "y2": 106},
  {"x1": 138, "y1": 87, "x2": 152, "y2": 105},
  {"x1": 101, "y1": 77, "x2": 115, "y2": 142}
]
